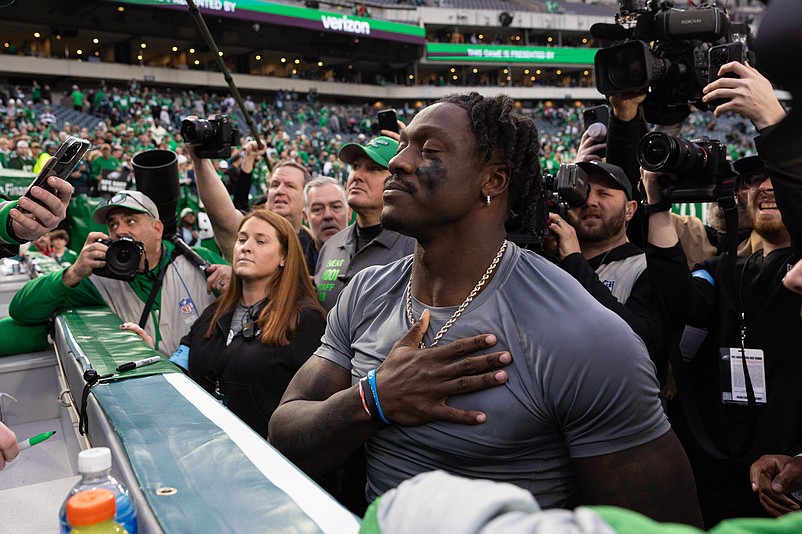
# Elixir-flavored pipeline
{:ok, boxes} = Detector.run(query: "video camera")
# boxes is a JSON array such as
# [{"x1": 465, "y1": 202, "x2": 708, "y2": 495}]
[
  {"x1": 507, "y1": 164, "x2": 590, "y2": 248},
  {"x1": 593, "y1": 1, "x2": 753, "y2": 114},
  {"x1": 181, "y1": 114, "x2": 240, "y2": 159},
  {"x1": 637, "y1": 131, "x2": 738, "y2": 203},
  {"x1": 93, "y1": 236, "x2": 144, "y2": 281}
]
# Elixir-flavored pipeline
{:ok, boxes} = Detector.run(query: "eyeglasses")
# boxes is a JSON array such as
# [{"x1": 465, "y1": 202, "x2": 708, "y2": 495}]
[
  {"x1": 107, "y1": 192, "x2": 156, "y2": 219},
  {"x1": 739, "y1": 171, "x2": 772, "y2": 191}
]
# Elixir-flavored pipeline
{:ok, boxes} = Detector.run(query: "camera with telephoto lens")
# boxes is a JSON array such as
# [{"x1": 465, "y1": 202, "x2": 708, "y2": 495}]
[
  {"x1": 180, "y1": 114, "x2": 240, "y2": 159},
  {"x1": 593, "y1": 0, "x2": 753, "y2": 113},
  {"x1": 93, "y1": 236, "x2": 144, "y2": 281},
  {"x1": 508, "y1": 164, "x2": 590, "y2": 248},
  {"x1": 637, "y1": 131, "x2": 738, "y2": 203}
]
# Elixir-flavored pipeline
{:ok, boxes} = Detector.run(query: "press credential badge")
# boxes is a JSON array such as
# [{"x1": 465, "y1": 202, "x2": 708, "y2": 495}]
[{"x1": 720, "y1": 347, "x2": 767, "y2": 405}]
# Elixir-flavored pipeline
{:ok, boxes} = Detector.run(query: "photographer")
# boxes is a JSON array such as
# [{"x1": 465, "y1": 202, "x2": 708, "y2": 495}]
[
  {"x1": 641, "y1": 106, "x2": 801, "y2": 526},
  {"x1": 9, "y1": 191, "x2": 229, "y2": 357},
  {"x1": 547, "y1": 162, "x2": 666, "y2": 385},
  {"x1": 190, "y1": 137, "x2": 319, "y2": 274}
]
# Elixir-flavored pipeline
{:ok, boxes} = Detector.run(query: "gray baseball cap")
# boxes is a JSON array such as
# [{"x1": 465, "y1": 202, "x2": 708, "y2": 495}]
[{"x1": 93, "y1": 190, "x2": 159, "y2": 224}]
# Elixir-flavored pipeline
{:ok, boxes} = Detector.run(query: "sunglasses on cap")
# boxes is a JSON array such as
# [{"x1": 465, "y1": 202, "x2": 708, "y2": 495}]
[{"x1": 107, "y1": 192, "x2": 157, "y2": 219}]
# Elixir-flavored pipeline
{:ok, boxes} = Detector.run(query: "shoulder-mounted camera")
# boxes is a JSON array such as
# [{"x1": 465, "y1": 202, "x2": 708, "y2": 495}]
[{"x1": 593, "y1": 1, "x2": 754, "y2": 119}]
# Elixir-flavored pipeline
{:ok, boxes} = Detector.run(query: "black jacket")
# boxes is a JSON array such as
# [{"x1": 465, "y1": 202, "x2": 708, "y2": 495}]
[
  {"x1": 647, "y1": 239, "x2": 802, "y2": 516},
  {"x1": 183, "y1": 300, "x2": 326, "y2": 437}
]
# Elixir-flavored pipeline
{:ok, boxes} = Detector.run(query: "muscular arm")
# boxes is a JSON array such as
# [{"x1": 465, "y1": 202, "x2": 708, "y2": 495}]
[
  {"x1": 574, "y1": 430, "x2": 703, "y2": 527},
  {"x1": 268, "y1": 356, "x2": 379, "y2": 476}
]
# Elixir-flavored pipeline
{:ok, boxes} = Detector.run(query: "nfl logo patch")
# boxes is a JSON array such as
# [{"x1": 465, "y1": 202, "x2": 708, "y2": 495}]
[{"x1": 179, "y1": 298, "x2": 195, "y2": 316}]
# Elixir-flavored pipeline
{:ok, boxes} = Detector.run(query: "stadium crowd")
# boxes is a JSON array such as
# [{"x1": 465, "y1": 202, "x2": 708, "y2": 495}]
[{"x1": 1, "y1": 79, "x2": 760, "y2": 216}]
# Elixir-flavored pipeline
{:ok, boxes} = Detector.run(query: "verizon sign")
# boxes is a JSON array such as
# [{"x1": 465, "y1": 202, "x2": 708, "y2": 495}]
[{"x1": 320, "y1": 15, "x2": 371, "y2": 35}]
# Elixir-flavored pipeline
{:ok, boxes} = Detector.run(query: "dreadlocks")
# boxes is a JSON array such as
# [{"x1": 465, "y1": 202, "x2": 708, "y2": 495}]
[{"x1": 439, "y1": 92, "x2": 542, "y2": 234}]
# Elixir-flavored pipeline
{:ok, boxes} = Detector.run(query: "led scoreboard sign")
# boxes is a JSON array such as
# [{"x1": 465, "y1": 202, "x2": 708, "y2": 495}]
[{"x1": 113, "y1": 0, "x2": 426, "y2": 44}]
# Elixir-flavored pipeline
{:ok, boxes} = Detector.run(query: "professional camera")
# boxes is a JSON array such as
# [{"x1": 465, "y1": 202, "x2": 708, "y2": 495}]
[
  {"x1": 593, "y1": 1, "x2": 753, "y2": 114},
  {"x1": 506, "y1": 164, "x2": 590, "y2": 250},
  {"x1": 180, "y1": 114, "x2": 240, "y2": 159},
  {"x1": 93, "y1": 236, "x2": 144, "y2": 281},
  {"x1": 637, "y1": 131, "x2": 737, "y2": 203},
  {"x1": 535, "y1": 164, "x2": 592, "y2": 239}
]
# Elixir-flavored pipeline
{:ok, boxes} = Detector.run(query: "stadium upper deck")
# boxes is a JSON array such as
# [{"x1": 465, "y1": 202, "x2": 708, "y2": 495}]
[{"x1": 0, "y1": 0, "x2": 764, "y2": 105}]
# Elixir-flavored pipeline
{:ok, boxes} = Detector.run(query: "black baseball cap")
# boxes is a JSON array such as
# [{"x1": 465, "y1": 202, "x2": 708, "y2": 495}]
[
  {"x1": 576, "y1": 161, "x2": 633, "y2": 200},
  {"x1": 733, "y1": 156, "x2": 769, "y2": 188}
]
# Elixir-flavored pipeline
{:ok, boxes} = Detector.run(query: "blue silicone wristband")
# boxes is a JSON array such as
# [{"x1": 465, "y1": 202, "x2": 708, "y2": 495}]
[{"x1": 367, "y1": 369, "x2": 391, "y2": 425}]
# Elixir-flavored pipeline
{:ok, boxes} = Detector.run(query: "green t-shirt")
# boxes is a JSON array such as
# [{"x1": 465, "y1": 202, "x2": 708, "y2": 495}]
[
  {"x1": 71, "y1": 90, "x2": 84, "y2": 107},
  {"x1": 92, "y1": 155, "x2": 122, "y2": 179}
]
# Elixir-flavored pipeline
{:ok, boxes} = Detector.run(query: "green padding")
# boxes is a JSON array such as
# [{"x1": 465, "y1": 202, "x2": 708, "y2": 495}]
[
  {"x1": 67, "y1": 194, "x2": 106, "y2": 250},
  {"x1": 594, "y1": 505, "x2": 802, "y2": 533},
  {"x1": 0, "y1": 317, "x2": 50, "y2": 356},
  {"x1": 93, "y1": 375, "x2": 323, "y2": 533},
  {"x1": 59, "y1": 307, "x2": 180, "y2": 378}
]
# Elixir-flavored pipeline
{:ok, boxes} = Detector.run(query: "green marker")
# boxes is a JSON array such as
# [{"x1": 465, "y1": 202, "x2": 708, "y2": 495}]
[{"x1": 18, "y1": 431, "x2": 57, "y2": 451}]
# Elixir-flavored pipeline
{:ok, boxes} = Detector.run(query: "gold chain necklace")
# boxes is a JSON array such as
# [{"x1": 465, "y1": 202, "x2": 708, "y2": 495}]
[{"x1": 405, "y1": 240, "x2": 509, "y2": 349}]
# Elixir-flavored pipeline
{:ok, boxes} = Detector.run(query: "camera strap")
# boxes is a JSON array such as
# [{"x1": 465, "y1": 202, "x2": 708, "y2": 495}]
[
  {"x1": 138, "y1": 247, "x2": 184, "y2": 329},
  {"x1": 718, "y1": 174, "x2": 740, "y2": 261}
]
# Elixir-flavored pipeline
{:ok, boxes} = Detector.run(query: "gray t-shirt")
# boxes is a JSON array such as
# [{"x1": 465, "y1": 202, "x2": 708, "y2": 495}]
[{"x1": 317, "y1": 242, "x2": 669, "y2": 508}]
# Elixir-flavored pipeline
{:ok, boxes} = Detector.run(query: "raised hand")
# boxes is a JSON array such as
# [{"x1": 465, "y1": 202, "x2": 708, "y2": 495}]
[
  {"x1": 10, "y1": 176, "x2": 74, "y2": 242},
  {"x1": 703, "y1": 61, "x2": 786, "y2": 130},
  {"x1": 62, "y1": 231, "x2": 110, "y2": 285}
]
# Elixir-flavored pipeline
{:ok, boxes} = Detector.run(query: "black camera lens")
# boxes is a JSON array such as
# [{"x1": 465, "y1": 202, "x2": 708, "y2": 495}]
[
  {"x1": 116, "y1": 248, "x2": 131, "y2": 264},
  {"x1": 637, "y1": 131, "x2": 707, "y2": 174},
  {"x1": 105, "y1": 239, "x2": 141, "y2": 277},
  {"x1": 180, "y1": 119, "x2": 213, "y2": 144},
  {"x1": 609, "y1": 47, "x2": 648, "y2": 90}
]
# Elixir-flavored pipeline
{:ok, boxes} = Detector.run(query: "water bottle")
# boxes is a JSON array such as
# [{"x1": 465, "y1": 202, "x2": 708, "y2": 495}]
[
  {"x1": 60, "y1": 447, "x2": 137, "y2": 534},
  {"x1": 66, "y1": 489, "x2": 128, "y2": 533}
]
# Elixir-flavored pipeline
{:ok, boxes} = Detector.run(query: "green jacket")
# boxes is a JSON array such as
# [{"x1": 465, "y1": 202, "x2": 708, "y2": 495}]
[
  {"x1": 10, "y1": 240, "x2": 225, "y2": 326},
  {"x1": 0, "y1": 199, "x2": 23, "y2": 257}
]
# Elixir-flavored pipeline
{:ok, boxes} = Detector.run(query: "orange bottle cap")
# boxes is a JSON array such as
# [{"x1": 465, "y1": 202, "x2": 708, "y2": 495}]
[{"x1": 66, "y1": 488, "x2": 117, "y2": 527}]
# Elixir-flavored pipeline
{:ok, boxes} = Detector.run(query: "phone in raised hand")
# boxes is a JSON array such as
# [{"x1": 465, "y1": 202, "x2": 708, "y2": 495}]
[
  {"x1": 377, "y1": 109, "x2": 400, "y2": 134},
  {"x1": 20, "y1": 136, "x2": 90, "y2": 211}
]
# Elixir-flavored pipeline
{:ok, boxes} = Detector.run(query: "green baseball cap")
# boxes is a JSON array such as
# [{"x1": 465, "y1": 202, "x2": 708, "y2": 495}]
[{"x1": 338, "y1": 136, "x2": 398, "y2": 169}]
